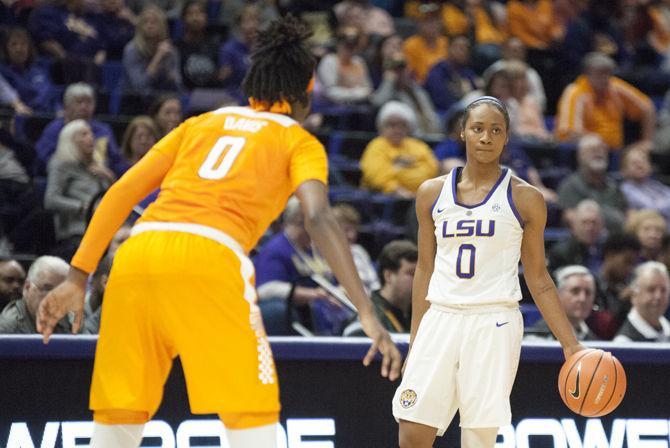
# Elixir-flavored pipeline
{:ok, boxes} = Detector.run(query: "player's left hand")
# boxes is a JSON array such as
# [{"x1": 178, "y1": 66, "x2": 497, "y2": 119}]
[
  {"x1": 359, "y1": 311, "x2": 403, "y2": 381},
  {"x1": 563, "y1": 343, "x2": 588, "y2": 362},
  {"x1": 37, "y1": 268, "x2": 88, "y2": 343}
]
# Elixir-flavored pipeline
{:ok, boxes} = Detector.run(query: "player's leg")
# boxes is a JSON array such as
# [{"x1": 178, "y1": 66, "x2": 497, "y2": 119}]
[
  {"x1": 393, "y1": 307, "x2": 461, "y2": 445},
  {"x1": 461, "y1": 427, "x2": 499, "y2": 448},
  {"x1": 90, "y1": 410, "x2": 148, "y2": 448},
  {"x1": 164, "y1": 237, "x2": 280, "y2": 445},
  {"x1": 458, "y1": 308, "x2": 523, "y2": 433},
  {"x1": 219, "y1": 412, "x2": 279, "y2": 448},
  {"x1": 398, "y1": 419, "x2": 438, "y2": 448},
  {"x1": 89, "y1": 232, "x2": 179, "y2": 447}
]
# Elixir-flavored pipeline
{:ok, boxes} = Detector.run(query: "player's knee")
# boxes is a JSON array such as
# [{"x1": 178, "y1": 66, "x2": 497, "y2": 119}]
[
  {"x1": 218, "y1": 411, "x2": 279, "y2": 430},
  {"x1": 461, "y1": 427, "x2": 498, "y2": 448},
  {"x1": 398, "y1": 428, "x2": 432, "y2": 448},
  {"x1": 94, "y1": 409, "x2": 150, "y2": 425}
]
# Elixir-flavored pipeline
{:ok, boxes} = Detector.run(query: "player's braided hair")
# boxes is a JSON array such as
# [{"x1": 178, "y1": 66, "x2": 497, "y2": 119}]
[{"x1": 241, "y1": 15, "x2": 316, "y2": 107}]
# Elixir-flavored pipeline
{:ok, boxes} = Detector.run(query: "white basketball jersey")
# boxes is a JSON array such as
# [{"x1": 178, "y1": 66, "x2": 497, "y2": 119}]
[{"x1": 426, "y1": 167, "x2": 524, "y2": 305}]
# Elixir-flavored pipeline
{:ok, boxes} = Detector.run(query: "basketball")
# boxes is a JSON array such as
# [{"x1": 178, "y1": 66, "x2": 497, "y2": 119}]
[{"x1": 558, "y1": 349, "x2": 626, "y2": 417}]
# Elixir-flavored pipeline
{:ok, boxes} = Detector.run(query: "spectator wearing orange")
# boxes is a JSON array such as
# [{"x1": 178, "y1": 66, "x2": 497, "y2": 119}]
[
  {"x1": 506, "y1": 0, "x2": 564, "y2": 50},
  {"x1": 441, "y1": 0, "x2": 506, "y2": 45},
  {"x1": 648, "y1": 0, "x2": 670, "y2": 53},
  {"x1": 555, "y1": 52, "x2": 656, "y2": 150},
  {"x1": 402, "y1": 3, "x2": 448, "y2": 84},
  {"x1": 442, "y1": 0, "x2": 506, "y2": 73},
  {"x1": 360, "y1": 101, "x2": 439, "y2": 197}
]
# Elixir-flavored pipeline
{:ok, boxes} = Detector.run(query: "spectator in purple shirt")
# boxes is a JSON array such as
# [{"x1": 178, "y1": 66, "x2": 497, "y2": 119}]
[
  {"x1": 96, "y1": 0, "x2": 137, "y2": 60},
  {"x1": 620, "y1": 145, "x2": 670, "y2": 229},
  {"x1": 0, "y1": 27, "x2": 58, "y2": 112},
  {"x1": 218, "y1": 4, "x2": 259, "y2": 101},
  {"x1": 254, "y1": 197, "x2": 348, "y2": 334},
  {"x1": 424, "y1": 35, "x2": 479, "y2": 112},
  {"x1": 27, "y1": 0, "x2": 106, "y2": 84},
  {"x1": 34, "y1": 82, "x2": 127, "y2": 177}
]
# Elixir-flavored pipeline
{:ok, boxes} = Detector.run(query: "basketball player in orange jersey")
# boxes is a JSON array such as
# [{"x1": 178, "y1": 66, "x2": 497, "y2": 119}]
[
  {"x1": 36, "y1": 16, "x2": 402, "y2": 448},
  {"x1": 394, "y1": 97, "x2": 587, "y2": 448}
]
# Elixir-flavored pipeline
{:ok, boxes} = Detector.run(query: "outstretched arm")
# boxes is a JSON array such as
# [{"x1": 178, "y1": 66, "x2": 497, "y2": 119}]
[
  {"x1": 295, "y1": 179, "x2": 402, "y2": 381},
  {"x1": 37, "y1": 147, "x2": 176, "y2": 342},
  {"x1": 515, "y1": 180, "x2": 585, "y2": 360}
]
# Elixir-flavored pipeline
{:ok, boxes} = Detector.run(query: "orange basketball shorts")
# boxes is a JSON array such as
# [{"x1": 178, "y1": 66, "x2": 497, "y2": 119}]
[{"x1": 89, "y1": 227, "x2": 279, "y2": 418}]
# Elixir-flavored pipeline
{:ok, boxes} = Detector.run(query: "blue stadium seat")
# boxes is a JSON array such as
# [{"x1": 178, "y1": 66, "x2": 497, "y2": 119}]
[
  {"x1": 101, "y1": 62, "x2": 124, "y2": 115},
  {"x1": 258, "y1": 298, "x2": 299, "y2": 336},
  {"x1": 520, "y1": 304, "x2": 542, "y2": 327},
  {"x1": 310, "y1": 298, "x2": 355, "y2": 336}
]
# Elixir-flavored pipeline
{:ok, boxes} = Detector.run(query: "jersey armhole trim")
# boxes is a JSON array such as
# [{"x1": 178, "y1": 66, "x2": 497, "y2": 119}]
[
  {"x1": 506, "y1": 180, "x2": 525, "y2": 229},
  {"x1": 430, "y1": 176, "x2": 449, "y2": 219}
]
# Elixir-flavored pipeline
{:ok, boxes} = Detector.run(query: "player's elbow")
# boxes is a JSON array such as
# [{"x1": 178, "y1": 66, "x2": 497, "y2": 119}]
[
  {"x1": 524, "y1": 268, "x2": 551, "y2": 290},
  {"x1": 303, "y1": 205, "x2": 332, "y2": 232}
]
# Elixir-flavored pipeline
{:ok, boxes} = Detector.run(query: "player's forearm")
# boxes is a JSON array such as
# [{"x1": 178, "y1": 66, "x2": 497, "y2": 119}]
[
  {"x1": 305, "y1": 210, "x2": 373, "y2": 315},
  {"x1": 408, "y1": 265, "x2": 432, "y2": 347},
  {"x1": 641, "y1": 108, "x2": 656, "y2": 141},
  {"x1": 527, "y1": 272, "x2": 579, "y2": 349}
]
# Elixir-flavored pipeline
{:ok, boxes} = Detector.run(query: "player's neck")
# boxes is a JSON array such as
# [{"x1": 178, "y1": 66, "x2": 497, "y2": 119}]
[{"x1": 461, "y1": 163, "x2": 502, "y2": 187}]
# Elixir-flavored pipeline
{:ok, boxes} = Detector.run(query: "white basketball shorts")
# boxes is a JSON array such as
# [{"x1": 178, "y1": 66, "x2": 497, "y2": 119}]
[{"x1": 392, "y1": 303, "x2": 523, "y2": 435}]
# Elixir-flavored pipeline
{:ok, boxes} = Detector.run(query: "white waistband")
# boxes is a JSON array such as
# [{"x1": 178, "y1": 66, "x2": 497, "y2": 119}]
[
  {"x1": 430, "y1": 302, "x2": 519, "y2": 315},
  {"x1": 131, "y1": 222, "x2": 245, "y2": 255}
]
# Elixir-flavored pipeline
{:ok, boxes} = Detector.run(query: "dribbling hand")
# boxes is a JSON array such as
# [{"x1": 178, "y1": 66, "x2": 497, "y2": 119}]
[
  {"x1": 359, "y1": 311, "x2": 403, "y2": 381},
  {"x1": 563, "y1": 343, "x2": 588, "y2": 362},
  {"x1": 37, "y1": 269, "x2": 87, "y2": 343}
]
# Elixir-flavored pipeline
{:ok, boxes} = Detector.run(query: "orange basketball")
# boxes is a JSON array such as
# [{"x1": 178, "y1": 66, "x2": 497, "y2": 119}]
[{"x1": 558, "y1": 349, "x2": 626, "y2": 417}]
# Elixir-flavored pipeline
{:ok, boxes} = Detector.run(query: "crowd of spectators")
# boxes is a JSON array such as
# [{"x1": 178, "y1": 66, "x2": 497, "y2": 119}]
[{"x1": 1, "y1": 0, "x2": 670, "y2": 342}]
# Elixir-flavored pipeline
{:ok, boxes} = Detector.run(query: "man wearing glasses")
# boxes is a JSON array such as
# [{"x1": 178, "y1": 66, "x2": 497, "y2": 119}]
[{"x1": 0, "y1": 256, "x2": 71, "y2": 334}]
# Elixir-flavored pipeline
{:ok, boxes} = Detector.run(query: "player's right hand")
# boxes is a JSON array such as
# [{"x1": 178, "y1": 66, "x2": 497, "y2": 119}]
[
  {"x1": 37, "y1": 269, "x2": 87, "y2": 343},
  {"x1": 359, "y1": 311, "x2": 403, "y2": 381}
]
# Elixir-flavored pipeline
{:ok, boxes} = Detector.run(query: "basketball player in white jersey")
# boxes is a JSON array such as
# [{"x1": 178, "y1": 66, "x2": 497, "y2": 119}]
[{"x1": 393, "y1": 97, "x2": 587, "y2": 448}]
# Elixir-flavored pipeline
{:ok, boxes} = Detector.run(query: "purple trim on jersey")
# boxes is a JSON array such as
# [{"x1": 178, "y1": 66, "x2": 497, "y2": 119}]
[
  {"x1": 452, "y1": 167, "x2": 508, "y2": 209},
  {"x1": 456, "y1": 243, "x2": 476, "y2": 278},
  {"x1": 430, "y1": 193, "x2": 440, "y2": 217},
  {"x1": 507, "y1": 180, "x2": 525, "y2": 228}
]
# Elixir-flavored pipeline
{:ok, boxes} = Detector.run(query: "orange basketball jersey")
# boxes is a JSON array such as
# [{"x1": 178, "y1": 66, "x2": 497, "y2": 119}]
[
  {"x1": 140, "y1": 106, "x2": 328, "y2": 252},
  {"x1": 71, "y1": 106, "x2": 328, "y2": 274}
]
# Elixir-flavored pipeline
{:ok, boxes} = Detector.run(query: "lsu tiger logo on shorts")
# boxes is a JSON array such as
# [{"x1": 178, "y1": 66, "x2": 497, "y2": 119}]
[{"x1": 399, "y1": 389, "x2": 417, "y2": 408}]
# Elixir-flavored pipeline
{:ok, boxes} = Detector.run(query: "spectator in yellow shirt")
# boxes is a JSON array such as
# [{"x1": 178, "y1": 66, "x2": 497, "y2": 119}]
[
  {"x1": 555, "y1": 52, "x2": 656, "y2": 150},
  {"x1": 360, "y1": 101, "x2": 439, "y2": 197},
  {"x1": 402, "y1": 3, "x2": 448, "y2": 84},
  {"x1": 506, "y1": 0, "x2": 563, "y2": 50}
]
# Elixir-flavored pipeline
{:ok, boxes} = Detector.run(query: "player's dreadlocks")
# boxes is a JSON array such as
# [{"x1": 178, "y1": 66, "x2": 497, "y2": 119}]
[{"x1": 241, "y1": 15, "x2": 315, "y2": 108}]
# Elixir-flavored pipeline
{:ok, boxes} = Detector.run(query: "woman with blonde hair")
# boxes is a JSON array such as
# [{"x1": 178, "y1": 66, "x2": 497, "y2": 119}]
[
  {"x1": 45, "y1": 120, "x2": 115, "y2": 259},
  {"x1": 122, "y1": 4, "x2": 183, "y2": 93},
  {"x1": 626, "y1": 209, "x2": 668, "y2": 262},
  {"x1": 121, "y1": 115, "x2": 160, "y2": 165}
]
